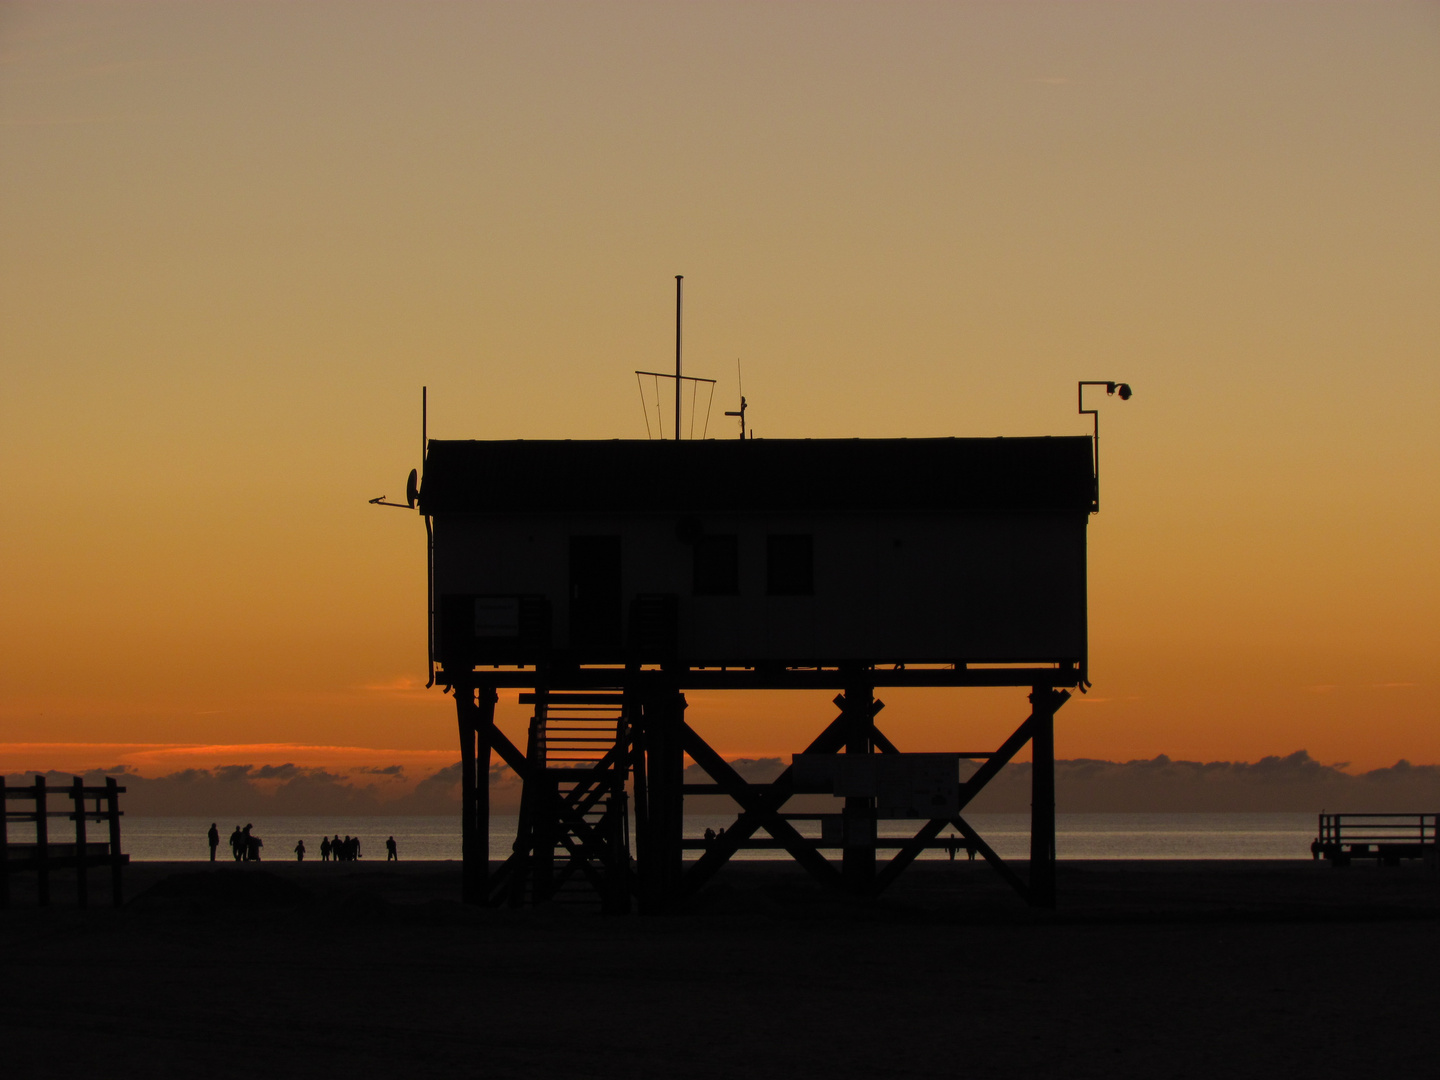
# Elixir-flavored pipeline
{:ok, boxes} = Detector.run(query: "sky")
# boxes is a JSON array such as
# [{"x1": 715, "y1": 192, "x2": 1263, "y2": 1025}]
[{"x1": 2, "y1": 1, "x2": 1437, "y2": 786}]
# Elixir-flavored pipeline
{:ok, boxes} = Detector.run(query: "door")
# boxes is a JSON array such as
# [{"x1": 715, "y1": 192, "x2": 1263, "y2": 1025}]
[{"x1": 569, "y1": 535, "x2": 622, "y2": 655}]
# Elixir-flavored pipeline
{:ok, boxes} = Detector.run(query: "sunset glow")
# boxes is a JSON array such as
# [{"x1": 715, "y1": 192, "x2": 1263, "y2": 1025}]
[{"x1": 2, "y1": 1, "x2": 1437, "y2": 780}]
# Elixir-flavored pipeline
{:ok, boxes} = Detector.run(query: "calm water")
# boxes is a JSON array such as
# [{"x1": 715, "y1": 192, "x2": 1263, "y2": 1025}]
[{"x1": 112, "y1": 813, "x2": 1319, "y2": 863}]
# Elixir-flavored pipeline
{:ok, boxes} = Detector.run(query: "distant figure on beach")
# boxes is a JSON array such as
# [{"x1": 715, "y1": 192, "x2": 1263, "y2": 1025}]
[
  {"x1": 294, "y1": 839, "x2": 306, "y2": 862},
  {"x1": 246, "y1": 828, "x2": 263, "y2": 862},
  {"x1": 320, "y1": 835, "x2": 332, "y2": 861},
  {"x1": 703, "y1": 827, "x2": 716, "y2": 849},
  {"x1": 230, "y1": 825, "x2": 244, "y2": 862},
  {"x1": 386, "y1": 835, "x2": 397, "y2": 861},
  {"x1": 945, "y1": 835, "x2": 959, "y2": 861},
  {"x1": 332, "y1": 834, "x2": 343, "y2": 862},
  {"x1": 207, "y1": 823, "x2": 220, "y2": 862},
  {"x1": 241, "y1": 824, "x2": 253, "y2": 861}
]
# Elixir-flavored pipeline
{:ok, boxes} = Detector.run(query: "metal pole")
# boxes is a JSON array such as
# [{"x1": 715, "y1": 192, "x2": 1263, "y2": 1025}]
[{"x1": 674, "y1": 275, "x2": 683, "y2": 440}]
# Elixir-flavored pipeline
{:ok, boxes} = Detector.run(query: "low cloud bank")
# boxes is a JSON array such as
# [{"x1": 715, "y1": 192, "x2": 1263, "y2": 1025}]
[
  {"x1": 964, "y1": 752, "x2": 1440, "y2": 813},
  {"x1": 2, "y1": 762, "x2": 505, "y2": 817},
  {"x1": 6, "y1": 751, "x2": 1437, "y2": 817}
]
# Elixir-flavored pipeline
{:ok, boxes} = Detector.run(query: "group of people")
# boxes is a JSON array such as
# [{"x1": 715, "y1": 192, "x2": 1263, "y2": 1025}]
[
  {"x1": 205, "y1": 824, "x2": 398, "y2": 863},
  {"x1": 319, "y1": 834, "x2": 363, "y2": 861},
  {"x1": 206, "y1": 823, "x2": 264, "y2": 862}
]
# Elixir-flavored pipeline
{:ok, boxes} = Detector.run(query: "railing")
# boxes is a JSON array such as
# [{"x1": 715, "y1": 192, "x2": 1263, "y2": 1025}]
[
  {"x1": 2, "y1": 775, "x2": 128, "y2": 908},
  {"x1": 1311, "y1": 813, "x2": 1438, "y2": 865}
]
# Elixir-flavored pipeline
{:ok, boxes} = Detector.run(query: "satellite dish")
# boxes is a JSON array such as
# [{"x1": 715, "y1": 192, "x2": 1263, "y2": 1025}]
[{"x1": 406, "y1": 468, "x2": 419, "y2": 508}]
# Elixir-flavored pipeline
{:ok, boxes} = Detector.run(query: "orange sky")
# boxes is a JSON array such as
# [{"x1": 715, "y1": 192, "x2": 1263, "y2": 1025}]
[{"x1": 2, "y1": 1, "x2": 1437, "y2": 777}]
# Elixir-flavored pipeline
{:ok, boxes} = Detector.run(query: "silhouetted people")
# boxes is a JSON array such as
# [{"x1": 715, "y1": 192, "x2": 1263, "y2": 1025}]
[
  {"x1": 294, "y1": 839, "x2": 306, "y2": 862},
  {"x1": 320, "y1": 835, "x2": 332, "y2": 861},
  {"x1": 229, "y1": 825, "x2": 244, "y2": 862},
  {"x1": 240, "y1": 824, "x2": 253, "y2": 861},
  {"x1": 207, "y1": 823, "x2": 220, "y2": 862},
  {"x1": 703, "y1": 827, "x2": 716, "y2": 849},
  {"x1": 244, "y1": 826, "x2": 263, "y2": 861},
  {"x1": 332, "y1": 834, "x2": 343, "y2": 862},
  {"x1": 386, "y1": 835, "x2": 397, "y2": 861},
  {"x1": 945, "y1": 835, "x2": 959, "y2": 861}
]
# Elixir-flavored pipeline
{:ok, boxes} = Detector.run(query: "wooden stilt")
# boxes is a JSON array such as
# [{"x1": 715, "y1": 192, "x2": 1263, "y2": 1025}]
[
  {"x1": 636, "y1": 683, "x2": 685, "y2": 913},
  {"x1": 1028, "y1": 686, "x2": 1059, "y2": 909},
  {"x1": 841, "y1": 682, "x2": 876, "y2": 893},
  {"x1": 456, "y1": 684, "x2": 480, "y2": 904},
  {"x1": 476, "y1": 686, "x2": 496, "y2": 896}
]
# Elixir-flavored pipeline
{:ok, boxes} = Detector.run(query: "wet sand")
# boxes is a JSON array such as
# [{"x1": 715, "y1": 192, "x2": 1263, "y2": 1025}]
[{"x1": 3, "y1": 859, "x2": 1437, "y2": 1078}]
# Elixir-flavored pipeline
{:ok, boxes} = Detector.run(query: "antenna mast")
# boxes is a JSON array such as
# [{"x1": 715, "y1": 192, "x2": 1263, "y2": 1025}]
[{"x1": 674, "y1": 275, "x2": 683, "y2": 440}]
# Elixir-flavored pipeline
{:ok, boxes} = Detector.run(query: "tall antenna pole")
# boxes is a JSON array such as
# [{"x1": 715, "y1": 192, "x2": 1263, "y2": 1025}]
[{"x1": 674, "y1": 275, "x2": 683, "y2": 441}]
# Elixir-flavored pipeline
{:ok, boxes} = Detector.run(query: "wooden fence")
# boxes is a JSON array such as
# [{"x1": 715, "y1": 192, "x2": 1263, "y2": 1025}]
[{"x1": 1, "y1": 775, "x2": 128, "y2": 908}]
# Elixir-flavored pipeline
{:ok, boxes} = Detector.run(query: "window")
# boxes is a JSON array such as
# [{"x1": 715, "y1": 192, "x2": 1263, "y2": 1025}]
[
  {"x1": 766, "y1": 534, "x2": 813, "y2": 595},
  {"x1": 693, "y1": 534, "x2": 739, "y2": 595}
]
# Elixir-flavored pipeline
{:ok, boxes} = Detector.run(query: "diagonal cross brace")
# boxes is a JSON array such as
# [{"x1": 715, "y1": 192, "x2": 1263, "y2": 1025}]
[
  {"x1": 681, "y1": 711, "x2": 854, "y2": 896},
  {"x1": 680, "y1": 722, "x2": 841, "y2": 890},
  {"x1": 870, "y1": 688, "x2": 1069, "y2": 897}
]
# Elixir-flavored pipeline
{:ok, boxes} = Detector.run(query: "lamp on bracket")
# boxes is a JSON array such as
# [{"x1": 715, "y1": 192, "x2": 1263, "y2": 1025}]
[{"x1": 1077, "y1": 381, "x2": 1133, "y2": 513}]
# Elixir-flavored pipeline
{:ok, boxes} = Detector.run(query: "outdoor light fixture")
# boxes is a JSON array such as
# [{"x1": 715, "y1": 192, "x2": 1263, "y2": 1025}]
[{"x1": 1077, "y1": 380, "x2": 1134, "y2": 513}]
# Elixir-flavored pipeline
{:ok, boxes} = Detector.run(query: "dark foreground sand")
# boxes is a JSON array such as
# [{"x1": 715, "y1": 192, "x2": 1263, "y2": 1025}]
[{"x1": 3, "y1": 859, "x2": 1437, "y2": 1079}]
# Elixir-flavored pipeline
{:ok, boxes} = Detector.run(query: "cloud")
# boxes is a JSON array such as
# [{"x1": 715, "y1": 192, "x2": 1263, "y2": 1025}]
[
  {"x1": 961, "y1": 751, "x2": 1440, "y2": 813},
  {"x1": 8, "y1": 751, "x2": 1437, "y2": 818},
  {"x1": 358, "y1": 765, "x2": 406, "y2": 777}
]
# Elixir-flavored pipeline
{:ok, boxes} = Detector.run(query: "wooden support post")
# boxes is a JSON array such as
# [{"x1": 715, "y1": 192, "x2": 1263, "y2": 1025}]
[
  {"x1": 0, "y1": 775, "x2": 9, "y2": 909},
  {"x1": 72, "y1": 776, "x2": 88, "y2": 910},
  {"x1": 510, "y1": 697, "x2": 547, "y2": 907},
  {"x1": 456, "y1": 684, "x2": 480, "y2": 904},
  {"x1": 456, "y1": 683, "x2": 498, "y2": 905},
  {"x1": 35, "y1": 776, "x2": 49, "y2": 908},
  {"x1": 841, "y1": 683, "x2": 876, "y2": 892},
  {"x1": 1028, "y1": 686, "x2": 1058, "y2": 909},
  {"x1": 629, "y1": 692, "x2": 652, "y2": 909},
  {"x1": 476, "y1": 686, "x2": 496, "y2": 895},
  {"x1": 106, "y1": 776, "x2": 123, "y2": 908},
  {"x1": 637, "y1": 684, "x2": 686, "y2": 914}
]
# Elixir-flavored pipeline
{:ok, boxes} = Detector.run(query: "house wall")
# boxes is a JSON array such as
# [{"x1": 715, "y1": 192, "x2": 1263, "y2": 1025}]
[{"x1": 431, "y1": 511, "x2": 1087, "y2": 667}]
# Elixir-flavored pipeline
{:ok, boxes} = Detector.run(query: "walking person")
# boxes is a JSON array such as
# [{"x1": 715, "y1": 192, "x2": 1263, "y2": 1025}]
[
  {"x1": 230, "y1": 825, "x2": 244, "y2": 862},
  {"x1": 320, "y1": 835, "x2": 332, "y2": 862},
  {"x1": 294, "y1": 839, "x2": 306, "y2": 862},
  {"x1": 207, "y1": 823, "x2": 220, "y2": 862},
  {"x1": 332, "y1": 835, "x2": 343, "y2": 862},
  {"x1": 385, "y1": 835, "x2": 397, "y2": 862}
]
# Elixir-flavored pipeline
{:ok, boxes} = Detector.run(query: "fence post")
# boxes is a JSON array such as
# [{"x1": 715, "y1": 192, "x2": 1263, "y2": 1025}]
[
  {"x1": 35, "y1": 776, "x2": 50, "y2": 907},
  {"x1": 106, "y1": 777, "x2": 123, "y2": 908},
  {"x1": 72, "y1": 776, "x2": 88, "y2": 909},
  {"x1": 0, "y1": 775, "x2": 9, "y2": 909}
]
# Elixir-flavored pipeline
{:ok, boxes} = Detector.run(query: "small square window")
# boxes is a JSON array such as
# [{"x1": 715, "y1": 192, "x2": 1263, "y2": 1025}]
[
  {"x1": 767, "y1": 534, "x2": 813, "y2": 596},
  {"x1": 693, "y1": 534, "x2": 739, "y2": 595}
]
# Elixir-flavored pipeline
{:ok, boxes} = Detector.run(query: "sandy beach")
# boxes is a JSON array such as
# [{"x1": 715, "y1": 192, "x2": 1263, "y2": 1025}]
[{"x1": 3, "y1": 859, "x2": 1437, "y2": 1079}]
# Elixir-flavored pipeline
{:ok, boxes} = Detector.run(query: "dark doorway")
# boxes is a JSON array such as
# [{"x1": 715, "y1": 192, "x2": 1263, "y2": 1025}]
[{"x1": 569, "y1": 535, "x2": 622, "y2": 654}]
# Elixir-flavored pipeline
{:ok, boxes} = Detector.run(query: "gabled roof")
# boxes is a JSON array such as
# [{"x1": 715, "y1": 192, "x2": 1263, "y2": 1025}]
[{"x1": 418, "y1": 437, "x2": 1095, "y2": 515}]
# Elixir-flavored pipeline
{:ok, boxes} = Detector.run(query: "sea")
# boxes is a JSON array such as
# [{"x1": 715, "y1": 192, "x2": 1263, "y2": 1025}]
[{"x1": 107, "y1": 813, "x2": 1319, "y2": 863}]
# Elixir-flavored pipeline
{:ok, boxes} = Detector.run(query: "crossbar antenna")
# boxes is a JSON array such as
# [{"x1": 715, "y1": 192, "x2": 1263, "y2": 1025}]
[{"x1": 724, "y1": 358, "x2": 749, "y2": 439}]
